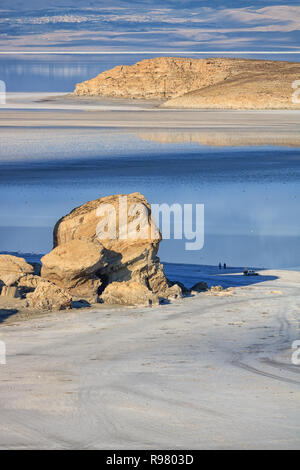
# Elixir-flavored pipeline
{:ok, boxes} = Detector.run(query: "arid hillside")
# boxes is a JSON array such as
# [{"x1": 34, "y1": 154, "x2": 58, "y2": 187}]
[
  {"x1": 161, "y1": 69, "x2": 300, "y2": 109},
  {"x1": 74, "y1": 57, "x2": 300, "y2": 109}
]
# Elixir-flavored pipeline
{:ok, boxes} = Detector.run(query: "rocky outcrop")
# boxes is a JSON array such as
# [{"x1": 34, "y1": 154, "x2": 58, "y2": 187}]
[
  {"x1": 41, "y1": 239, "x2": 107, "y2": 302},
  {"x1": 26, "y1": 279, "x2": 72, "y2": 311},
  {"x1": 0, "y1": 255, "x2": 34, "y2": 287},
  {"x1": 101, "y1": 281, "x2": 159, "y2": 306},
  {"x1": 0, "y1": 255, "x2": 72, "y2": 310},
  {"x1": 191, "y1": 281, "x2": 208, "y2": 293},
  {"x1": 210, "y1": 285, "x2": 224, "y2": 293},
  {"x1": 44, "y1": 192, "x2": 182, "y2": 303},
  {"x1": 18, "y1": 274, "x2": 42, "y2": 291},
  {"x1": 74, "y1": 57, "x2": 300, "y2": 108}
]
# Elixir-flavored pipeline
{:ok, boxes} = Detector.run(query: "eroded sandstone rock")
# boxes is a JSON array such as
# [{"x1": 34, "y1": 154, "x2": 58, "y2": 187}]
[
  {"x1": 74, "y1": 57, "x2": 300, "y2": 109},
  {"x1": 18, "y1": 274, "x2": 42, "y2": 290},
  {"x1": 0, "y1": 255, "x2": 34, "y2": 287},
  {"x1": 26, "y1": 279, "x2": 72, "y2": 311},
  {"x1": 49, "y1": 192, "x2": 181, "y2": 301},
  {"x1": 191, "y1": 281, "x2": 208, "y2": 292},
  {"x1": 41, "y1": 239, "x2": 107, "y2": 302},
  {"x1": 101, "y1": 281, "x2": 159, "y2": 306}
]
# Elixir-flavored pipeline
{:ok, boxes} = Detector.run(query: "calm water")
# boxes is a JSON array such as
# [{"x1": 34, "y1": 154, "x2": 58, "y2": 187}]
[
  {"x1": 1, "y1": 53, "x2": 299, "y2": 93},
  {"x1": 0, "y1": 55, "x2": 300, "y2": 268},
  {"x1": 0, "y1": 127, "x2": 300, "y2": 268}
]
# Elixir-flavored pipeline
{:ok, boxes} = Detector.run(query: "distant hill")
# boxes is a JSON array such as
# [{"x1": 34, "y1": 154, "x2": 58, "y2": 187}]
[{"x1": 74, "y1": 57, "x2": 300, "y2": 109}]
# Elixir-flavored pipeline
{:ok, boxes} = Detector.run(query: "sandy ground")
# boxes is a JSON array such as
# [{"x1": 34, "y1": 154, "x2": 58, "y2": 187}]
[{"x1": 0, "y1": 266, "x2": 300, "y2": 449}]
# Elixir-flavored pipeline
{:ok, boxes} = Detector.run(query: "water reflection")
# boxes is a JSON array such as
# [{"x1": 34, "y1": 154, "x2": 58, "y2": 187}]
[
  {"x1": 0, "y1": 136, "x2": 299, "y2": 268},
  {"x1": 0, "y1": 54, "x2": 155, "y2": 92},
  {"x1": 138, "y1": 130, "x2": 300, "y2": 148}
]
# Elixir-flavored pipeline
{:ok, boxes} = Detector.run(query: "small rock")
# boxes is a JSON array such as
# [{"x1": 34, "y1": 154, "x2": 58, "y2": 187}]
[
  {"x1": 172, "y1": 281, "x2": 190, "y2": 296},
  {"x1": 166, "y1": 283, "x2": 184, "y2": 299},
  {"x1": 26, "y1": 280, "x2": 72, "y2": 311},
  {"x1": 101, "y1": 281, "x2": 159, "y2": 307},
  {"x1": 210, "y1": 285, "x2": 224, "y2": 293},
  {"x1": 191, "y1": 281, "x2": 208, "y2": 292}
]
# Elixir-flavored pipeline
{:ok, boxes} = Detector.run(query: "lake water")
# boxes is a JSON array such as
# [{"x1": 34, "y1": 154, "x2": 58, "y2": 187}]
[
  {"x1": 1, "y1": 53, "x2": 299, "y2": 93},
  {"x1": 0, "y1": 54, "x2": 300, "y2": 269}
]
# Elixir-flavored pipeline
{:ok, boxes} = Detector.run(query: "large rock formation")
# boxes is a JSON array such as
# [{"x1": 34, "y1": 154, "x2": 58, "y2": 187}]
[
  {"x1": 42, "y1": 192, "x2": 182, "y2": 303},
  {"x1": 73, "y1": 57, "x2": 241, "y2": 100},
  {"x1": 74, "y1": 57, "x2": 300, "y2": 108}
]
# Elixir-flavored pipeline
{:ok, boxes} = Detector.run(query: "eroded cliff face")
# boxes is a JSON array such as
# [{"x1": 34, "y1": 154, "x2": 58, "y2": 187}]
[
  {"x1": 73, "y1": 57, "x2": 250, "y2": 100},
  {"x1": 0, "y1": 193, "x2": 184, "y2": 309},
  {"x1": 74, "y1": 57, "x2": 300, "y2": 103}
]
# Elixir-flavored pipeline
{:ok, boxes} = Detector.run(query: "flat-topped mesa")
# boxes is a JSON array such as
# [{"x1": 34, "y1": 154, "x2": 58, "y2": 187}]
[{"x1": 73, "y1": 57, "x2": 300, "y2": 102}]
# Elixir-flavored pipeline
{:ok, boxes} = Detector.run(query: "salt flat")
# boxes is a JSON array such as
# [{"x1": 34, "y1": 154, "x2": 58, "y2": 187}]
[
  {"x1": 1, "y1": 93, "x2": 300, "y2": 132},
  {"x1": 0, "y1": 267, "x2": 300, "y2": 449}
]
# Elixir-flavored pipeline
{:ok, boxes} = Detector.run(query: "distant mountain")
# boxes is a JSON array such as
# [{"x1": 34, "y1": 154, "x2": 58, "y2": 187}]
[{"x1": 74, "y1": 56, "x2": 300, "y2": 109}]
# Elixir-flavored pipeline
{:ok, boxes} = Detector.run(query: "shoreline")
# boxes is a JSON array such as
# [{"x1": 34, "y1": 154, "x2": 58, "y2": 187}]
[
  {"x1": 1, "y1": 94, "x2": 300, "y2": 137},
  {"x1": 0, "y1": 263, "x2": 299, "y2": 324},
  {"x1": 3, "y1": 91, "x2": 300, "y2": 111}
]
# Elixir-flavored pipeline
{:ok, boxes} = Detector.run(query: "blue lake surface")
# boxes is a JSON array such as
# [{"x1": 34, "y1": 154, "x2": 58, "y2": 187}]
[{"x1": 0, "y1": 128, "x2": 299, "y2": 269}]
